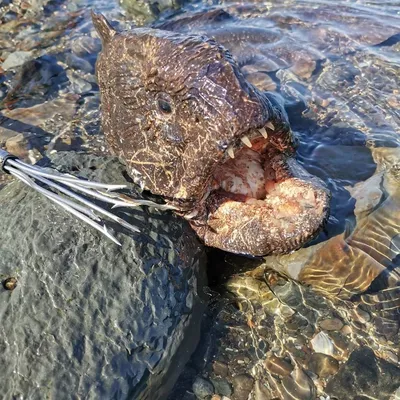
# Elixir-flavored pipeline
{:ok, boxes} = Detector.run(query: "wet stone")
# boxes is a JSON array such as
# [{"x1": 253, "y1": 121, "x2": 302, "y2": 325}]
[
  {"x1": 213, "y1": 361, "x2": 229, "y2": 378},
  {"x1": 211, "y1": 378, "x2": 232, "y2": 397},
  {"x1": 245, "y1": 72, "x2": 277, "y2": 91},
  {"x1": 285, "y1": 313, "x2": 310, "y2": 332},
  {"x1": 311, "y1": 331, "x2": 336, "y2": 358},
  {"x1": 326, "y1": 348, "x2": 400, "y2": 400},
  {"x1": 2, "y1": 55, "x2": 68, "y2": 109},
  {"x1": 289, "y1": 59, "x2": 317, "y2": 79},
  {"x1": 341, "y1": 325, "x2": 353, "y2": 336},
  {"x1": 2, "y1": 51, "x2": 33, "y2": 70},
  {"x1": 120, "y1": 0, "x2": 184, "y2": 25},
  {"x1": 379, "y1": 351, "x2": 399, "y2": 365},
  {"x1": 193, "y1": 377, "x2": 215, "y2": 399},
  {"x1": 5, "y1": 134, "x2": 29, "y2": 159},
  {"x1": 264, "y1": 355, "x2": 294, "y2": 377},
  {"x1": 318, "y1": 318, "x2": 344, "y2": 331},
  {"x1": 232, "y1": 374, "x2": 254, "y2": 400},
  {"x1": 308, "y1": 353, "x2": 339, "y2": 378},
  {"x1": 0, "y1": 152, "x2": 207, "y2": 400},
  {"x1": 353, "y1": 306, "x2": 372, "y2": 323}
]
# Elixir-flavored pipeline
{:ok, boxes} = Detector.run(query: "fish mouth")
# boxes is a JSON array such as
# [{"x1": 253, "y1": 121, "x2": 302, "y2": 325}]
[{"x1": 189, "y1": 122, "x2": 330, "y2": 257}]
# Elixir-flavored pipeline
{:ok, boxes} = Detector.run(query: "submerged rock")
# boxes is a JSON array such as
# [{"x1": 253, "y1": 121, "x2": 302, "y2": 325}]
[
  {"x1": 2, "y1": 51, "x2": 33, "y2": 70},
  {"x1": 192, "y1": 376, "x2": 214, "y2": 399},
  {"x1": 2, "y1": 55, "x2": 69, "y2": 109},
  {"x1": 120, "y1": 0, "x2": 185, "y2": 25},
  {"x1": 0, "y1": 152, "x2": 207, "y2": 400},
  {"x1": 326, "y1": 348, "x2": 400, "y2": 400}
]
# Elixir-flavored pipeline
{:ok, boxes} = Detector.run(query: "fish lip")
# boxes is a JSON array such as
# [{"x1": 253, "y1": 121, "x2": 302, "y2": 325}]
[{"x1": 188, "y1": 147, "x2": 331, "y2": 256}]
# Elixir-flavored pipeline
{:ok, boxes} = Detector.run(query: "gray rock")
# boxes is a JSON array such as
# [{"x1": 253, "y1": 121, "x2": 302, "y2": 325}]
[
  {"x1": 211, "y1": 378, "x2": 232, "y2": 397},
  {"x1": 2, "y1": 55, "x2": 68, "y2": 109},
  {"x1": 318, "y1": 318, "x2": 344, "y2": 331},
  {"x1": 120, "y1": 0, "x2": 185, "y2": 25},
  {"x1": 14, "y1": 0, "x2": 54, "y2": 17},
  {"x1": 2, "y1": 51, "x2": 33, "y2": 70},
  {"x1": 0, "y1": 152, "x2": 207, "y2": 400},
  {"x1": 192, "y1": 377, "x2": 214, "y2": 399},
  {"x1": 326, "y1": 348, "x2": 400, "y2": 400}
]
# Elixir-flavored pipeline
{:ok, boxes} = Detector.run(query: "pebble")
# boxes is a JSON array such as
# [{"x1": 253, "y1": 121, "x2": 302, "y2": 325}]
[
  {"x1": 5, "y1": 134, "x2": 29, "y2": 159},
  {"x1": 232, "y1": 374, "x2": 254, "y2": 400},
  {"x1": 340, "y1": 325, "x2": 352, "y2": 336},
  {"x1": 245, "y1": 72, "x2": 277, "y2": 91},
  {"x1": 2, "y1": 51, "x2": 33, "y2": 70},
  {"x1": 354, "y1": 307, "x2": 371, "y2": 323},
  {"x1": 311, "y1": 331, "x2": 335, "y2": 357},
  {"x1": 264, "y1": 355, "x2": 293, "y2": 377},
  {"x1": 308, "y1": 353, "x2": 339, "y2": 378},
  {"x1": 290, "y1": 59, "x2": 317, "y2": 79},
  {"x1": 211, "y1": 378, "x2": 232, "y2": 397},
  {"x1": 213, "y1": 361, "x2": 229, "y2": 378},
  {"x1": 192, "y1": 377, "x2": 215, "y2": 399},
  {"x1": 318, "y1": 318, "x2": 344, "y2": 331}
]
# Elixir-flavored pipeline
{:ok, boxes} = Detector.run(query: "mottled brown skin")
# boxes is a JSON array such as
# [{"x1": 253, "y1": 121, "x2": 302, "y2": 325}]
[{"x1": 92, "y1": 11, "x2": 330, "y2": 256}]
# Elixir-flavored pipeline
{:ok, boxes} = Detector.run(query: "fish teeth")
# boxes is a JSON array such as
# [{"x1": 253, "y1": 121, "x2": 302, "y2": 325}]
[
  {"x1": 266, "y1": 121, "x2": 275, "y2": 130},
  {"x1": 227, "y1": 146, "x2": 235, "y2": 159},
  {"x1": 241, "y1": 135, "x2": 252, "y2": 148},
  {"x1": 259, "y1": 127, "x2": 268, "y2": 139}
]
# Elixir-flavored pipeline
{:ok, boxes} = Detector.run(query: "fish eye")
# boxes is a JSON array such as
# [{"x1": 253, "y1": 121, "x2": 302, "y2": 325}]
[{"x1": 158, "y1": 99, "x2": 172, "y2": 114}]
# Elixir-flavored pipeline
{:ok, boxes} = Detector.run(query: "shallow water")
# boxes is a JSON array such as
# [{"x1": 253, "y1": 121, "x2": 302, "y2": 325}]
[{"x1": 1, "y1": 0, "x2": 400, "y2": 399}]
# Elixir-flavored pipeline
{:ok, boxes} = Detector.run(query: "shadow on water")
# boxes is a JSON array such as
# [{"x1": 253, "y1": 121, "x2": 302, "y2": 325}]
[{"x1": 289, "y1": 108, "x2": 377, "y2": 244}]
